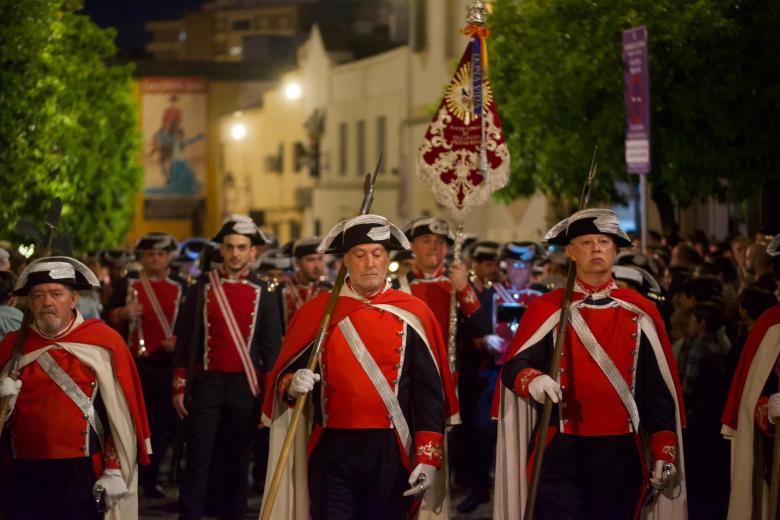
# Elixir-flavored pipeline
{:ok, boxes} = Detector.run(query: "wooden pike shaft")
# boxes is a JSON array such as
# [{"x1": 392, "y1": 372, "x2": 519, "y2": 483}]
[
  {"x1": 261, "y1": 157, "x2": 382, "y2": 518},
  {"x1": 260, "y1": 265, "x2": 347, "y2": 520}
]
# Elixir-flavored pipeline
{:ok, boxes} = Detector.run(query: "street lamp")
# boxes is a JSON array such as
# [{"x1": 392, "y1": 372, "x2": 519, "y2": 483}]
[
  {"x1": 284, "y1": 81, "x2": 302, "y2": 101},
  {"x1": 231, "y1": 122, "x2": 247, "y2": 141}
]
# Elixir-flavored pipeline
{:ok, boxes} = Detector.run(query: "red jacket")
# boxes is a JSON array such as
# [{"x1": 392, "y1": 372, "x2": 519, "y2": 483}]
[{"x1": 0, "y1": 318, "x2": 151, "y2": 466}]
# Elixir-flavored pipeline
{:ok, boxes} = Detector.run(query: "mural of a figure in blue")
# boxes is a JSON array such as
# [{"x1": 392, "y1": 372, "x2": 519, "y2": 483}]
[{"x1": 146, "y1": 96, "x2": 205, "y2": 195}]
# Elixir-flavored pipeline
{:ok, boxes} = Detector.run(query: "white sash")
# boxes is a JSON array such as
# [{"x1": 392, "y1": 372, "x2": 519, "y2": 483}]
[
  {"x1": 208, "y1": 271, "x2": 259, "y2": 396},
  {"x1": 138, "y1": 274, "x2": 174, "y2": 338},
  {"x1": 337, "y1": 317, "x2": 412, "y2": 454}
]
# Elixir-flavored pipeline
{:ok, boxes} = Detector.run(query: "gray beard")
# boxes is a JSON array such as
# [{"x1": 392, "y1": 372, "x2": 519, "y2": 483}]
[{"x1": 35, "y1": 314, "x2": 64, "y2": 336}]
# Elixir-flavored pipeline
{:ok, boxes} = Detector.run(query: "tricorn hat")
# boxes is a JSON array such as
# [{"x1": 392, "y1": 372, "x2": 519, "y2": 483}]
[
  {"x1": 612, "y1": 264, "x2": 662, "y2": 297},
  {"x1": 258, "y1": 249, "x2": 293, "y2": 271},
  {"x1": 616, "y1": 250, "x2": 660, "y2": 275},
  {"x1": 134, "y1": 231, "x2": 178, "y2": 253},
  {"x1": 212, "y1": 215, "x2": 268, "y2": 245},
  {"x1": 470, "y1": 241, "x2": 500, "y2": 262},
  {"x1": 15, "y1": 256, "x2": 100, "y2": 296},
  {"x1": 404, "y1": 217, "x2": 455, "y2": 245},
  {"x1": 292, "y1": 237, "x2": 322, "y2": 259},
  {"x1": 500, "y1": 241, "x2": 546, "y2": 262},
  {"x1": 544, "y1": 209, "x2": 632, "y2": 248},
  {"x1": 318, "y1": 214, "x2": 409, "y2": 255},
  {"x1": 99, "y1": 248, "x2": 133, "y2": 267}
]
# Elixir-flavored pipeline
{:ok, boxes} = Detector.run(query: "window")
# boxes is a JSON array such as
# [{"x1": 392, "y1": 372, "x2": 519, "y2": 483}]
[
  {"x1": 339, "y1": 122, "x2": 348, "y2": 176},
  {"x1": 412, "y1": 0, "x2": 427, "y2": 52},
  {"x1": 356, "y1": 120, "x2": 366, "y2": 176},
  {"x1": 232, "y1": 19, "x2": 251, "y2": 31},
  {"x1": 376, "y1": 116, "x2": 387, "y2": 173}
]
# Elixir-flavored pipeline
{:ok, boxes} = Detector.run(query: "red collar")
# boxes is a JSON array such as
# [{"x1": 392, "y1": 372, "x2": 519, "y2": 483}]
[
  {"x1": 576, "y1": 278, "x2": 614, "y2": 295},
  {"x1": 218, "y1": 266, "x2": 250, "y2": 280},
  {"x1": 411, "y1": 264, "x2": 445, "y2": 279}
]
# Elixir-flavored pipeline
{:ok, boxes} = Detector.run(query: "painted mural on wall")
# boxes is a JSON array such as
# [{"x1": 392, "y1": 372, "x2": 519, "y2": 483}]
[{"x1": 142, "y1": 77, "x2": 206, "y2": 197}]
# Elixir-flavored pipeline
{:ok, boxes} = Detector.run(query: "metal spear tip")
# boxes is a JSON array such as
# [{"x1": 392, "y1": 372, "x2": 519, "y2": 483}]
[{"x1": 466, "y1": 0, "x2": 488, "y2": 25}]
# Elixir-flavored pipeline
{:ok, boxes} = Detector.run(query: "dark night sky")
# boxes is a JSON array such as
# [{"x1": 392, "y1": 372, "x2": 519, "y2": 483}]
[{"x1": 82, "y1": 0, "x2": 206, "y2": 53}]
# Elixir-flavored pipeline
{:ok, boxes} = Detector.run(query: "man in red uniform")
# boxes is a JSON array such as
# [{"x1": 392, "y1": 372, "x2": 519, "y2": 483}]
[
  {"x1": 396, "y1": 218, "x2": 489, "y2": 344},
  {"x1": 493, "y1": 209, "x2": 686, "y2": 520},
  {"x1": 173, "y1": 216, "x2": 282, "y2": 520},
  {"x1": 281, "y1": 236, "x2": 331, "y2": 329},
  {"x1": 457, "y1": 241, "x2": 550, "y2": 513},
  {"x1": 261, "y1": 214, "x2": 458, "y2": 520},
  {"x1": 722, "y1": 234, "x2": 780, "y2": 519},
  {"x1": 0, "y1": 256, "x2": 151, "y2": 519},
  {"x1": 106, "y1": 231, "x2": 186, "y2": 497}
]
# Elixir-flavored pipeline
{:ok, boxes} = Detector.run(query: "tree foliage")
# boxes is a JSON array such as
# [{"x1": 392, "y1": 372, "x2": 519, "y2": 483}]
[
  {"x1": 489, "y1": 0, "x2": 780, "y2": 224},
  {"x1": 0, "y1": 0, "x2": 142, "y2": 251}
]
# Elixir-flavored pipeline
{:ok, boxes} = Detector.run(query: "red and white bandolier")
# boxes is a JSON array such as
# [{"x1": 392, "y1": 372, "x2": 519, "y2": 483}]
[{"x1": 172, "y1": 216, "x2": 283, "y2": 519}]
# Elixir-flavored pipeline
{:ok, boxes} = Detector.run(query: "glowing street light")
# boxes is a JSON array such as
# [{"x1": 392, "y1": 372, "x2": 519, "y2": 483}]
[
  {"x1": 231, "y1": 122, "x2": 247, "y2": 141},
  {"x1": 284, "y1": 82, "x2": 302, "y2": 100}
]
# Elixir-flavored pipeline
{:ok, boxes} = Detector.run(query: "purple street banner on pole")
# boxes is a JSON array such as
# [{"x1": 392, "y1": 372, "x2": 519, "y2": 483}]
[{"x1": 623, "y1": 26, "x2": 651, "y2": 175}]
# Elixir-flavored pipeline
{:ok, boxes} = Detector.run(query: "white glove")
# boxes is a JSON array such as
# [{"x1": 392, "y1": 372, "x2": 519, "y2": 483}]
[
  {"x1": 768, "y1": 393, "x2": 780, "y2": 424},
  {"x1": 403, "y1": 463, "x2": 436, "y2": 497},
  {"x1": 0, "y1": 377, "x2": 22, "y2": 414},
  {"x1": 483, "y1": 334, "x2": 506, "y2": 354},
  {"x1": 649, "y1": 460, "x2": 677, "y2": 490},
  {"x1": 93, "y1": 469, "x2": 128, "y2": 510},
  {"x1": 288, "y1": 369, "x2": 320, "y2": 399},
  {"x1": 528, "y1": 374, "x2": 561, "y2": 404}
]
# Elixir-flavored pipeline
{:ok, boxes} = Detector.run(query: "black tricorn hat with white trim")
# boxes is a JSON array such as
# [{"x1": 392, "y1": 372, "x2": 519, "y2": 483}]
[
  {"x1": 612, "y1": 264, "x2": 661, "y2": 296},
  {"x1": 292, "y1": 237, "x2": 322, "y2": 259},
  {"x1": 767, "y1": 234, "x2": 780, "y2": 257},
  {"x1": 212, "y1": 215, "x2": 268, "y2": 245},
  {"x1": 544, "y1": 208, "x2": 632, "y2": 248},
  {"x1": 258, "y1": 249, "x2": 293, "y2": 271},
  {"x1": 99, "y1": 248, "x2": 133, "y2": 267},
  {"x1": 500, "y1": 241, "x2": 546, "y2": 262},
  {"x1": 471, "y1": 241, "x2": 500, "y2": 262},
  {"x1": 15, "y1": 256, "x2": 100, "y2": 296},
  {"x1": 134, "y1": 231, "x2": 178, "y2": 253},
  {"x1": 404, "y1": 217, "x2": 455, "y2": 245},
  {"x1": 317, "y1": 214, "x2": 410, "y2": 254}
]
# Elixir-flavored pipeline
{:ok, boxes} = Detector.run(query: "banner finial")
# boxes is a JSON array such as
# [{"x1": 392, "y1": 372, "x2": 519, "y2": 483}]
[{"x1": 466, "y1": 0, "x2": 488, "y2": 26}]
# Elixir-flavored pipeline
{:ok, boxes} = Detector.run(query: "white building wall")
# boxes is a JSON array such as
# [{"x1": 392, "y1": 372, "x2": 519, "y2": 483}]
[{"x1": 221, "y1": 0, "x2": 550, "y2": 243}]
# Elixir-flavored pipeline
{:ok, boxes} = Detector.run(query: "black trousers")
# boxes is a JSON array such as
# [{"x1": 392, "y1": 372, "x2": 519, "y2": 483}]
[
  {"x1": 458, "y1": 365, "x2": 498, "y2": 499},
  {"x1": 535, "y1": 433, "x2": 643, "y2": 520},
  {"x1": 309, "y1": 429, "x2": 412, "y2": 520},
  {"x1": 178, "y1": 372, "x2": 257, "y2": 520},
  {"x1": 136, "y1": 352, "x2": 176, "y2": 490},
  {"x1": 5, "y1": 458, "x2": 101, "y2": 520}
]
